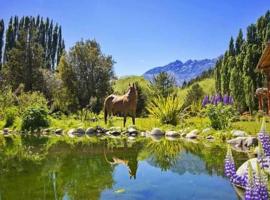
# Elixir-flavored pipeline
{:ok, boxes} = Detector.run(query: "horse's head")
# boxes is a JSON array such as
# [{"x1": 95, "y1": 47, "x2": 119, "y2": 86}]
[{"x1": 127, "y1": 83, "x2": 138, "y2": 98}]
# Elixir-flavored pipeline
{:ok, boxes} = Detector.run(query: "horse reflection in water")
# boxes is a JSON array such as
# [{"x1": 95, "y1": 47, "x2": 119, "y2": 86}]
[{"x1": 104, "y1": 151, "x2": 138, "y2": 179}]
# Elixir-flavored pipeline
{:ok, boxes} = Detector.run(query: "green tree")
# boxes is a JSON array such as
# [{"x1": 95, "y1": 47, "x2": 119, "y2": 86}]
[
  {"x1": 3, "y1": 17, "x2": 44, "y2": 91},
  {"x1": 58, "y1": 40, "x2": 114, "y2": 112},
  {"x1": 235, "y1": 29, "x2": 244, "y2": 55},
  {"x1": 0, "y1": 19, "x2": 4, "y2": 69},
  {"x1": 182, "y1": 83, "x2": 204, "y2": 109},
  {"x1": 228, "y1": 37, "x2": 235, "y2": 56},
  {"x1": 151, "y1": 72, "x2": 176, "y2": 98}
]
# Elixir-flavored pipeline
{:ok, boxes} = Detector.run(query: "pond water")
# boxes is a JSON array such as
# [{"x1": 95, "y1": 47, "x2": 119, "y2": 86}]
[{"x1": 0, "y1": 137, "x2": 247, "y2": 200}]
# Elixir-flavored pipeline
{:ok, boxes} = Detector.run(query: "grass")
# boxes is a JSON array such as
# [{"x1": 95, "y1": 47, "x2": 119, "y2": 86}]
[{"x1": 49, "y1": 115, "x2": 161, "y2": 132}]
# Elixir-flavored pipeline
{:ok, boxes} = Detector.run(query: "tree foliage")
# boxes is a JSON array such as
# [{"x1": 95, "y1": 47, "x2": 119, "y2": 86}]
[
  {"x1": 151, "y1": 72, "x2": 176, "y2": 98},
  {"x1": 214, "y1": 10, "x2": 270, "y2": 113}
]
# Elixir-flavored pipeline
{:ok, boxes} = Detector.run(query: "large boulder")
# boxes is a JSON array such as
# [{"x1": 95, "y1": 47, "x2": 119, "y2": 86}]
[
  {"x1": 227, "y1": 136, "x2": 257, "y2": 148},
  {"x1": 231, "y1": 130, "x2": 247, "y2": 137},
  {"x1": 150, "y1": 128, "x2": 164, "y2": 136}
]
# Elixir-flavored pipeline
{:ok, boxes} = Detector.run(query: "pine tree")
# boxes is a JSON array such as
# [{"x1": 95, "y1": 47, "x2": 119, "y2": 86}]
[
  {"x1": 4, "y1": 17, "x2": 15, "y2": 62},
  {"x1": 221, "y1": 52, "x2": 230, "y2": 94},
  {"x1": 0, "y1": 19, "x2": 4, "y2": 69},
  {"x1": 235, "y1": 29, "x2": 244, "y2": 55},
  {"x1": 228, "y1": 37, "x2": 235, "y2": 56},
  {"x1": 214, "y1": 58, "x2": 222, "y2": 93}
]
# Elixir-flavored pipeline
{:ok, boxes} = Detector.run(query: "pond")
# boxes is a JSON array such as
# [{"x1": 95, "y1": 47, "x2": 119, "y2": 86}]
[{"x1": 0, "y1": 136, "x2": 248, "y2": 200}]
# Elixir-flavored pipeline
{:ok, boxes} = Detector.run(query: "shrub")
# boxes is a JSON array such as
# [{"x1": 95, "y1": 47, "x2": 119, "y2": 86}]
[
  {"x1": 4, "y1": 106, "x2": 18, "y2": 127},
  {"x1": 17, "y1": 91, "x2": 48, "y2": 114},
  {"x1": 147, "y1": 95, "x2": 182, "y2": 125},
  {"x1": 206, "y1": 103, "x2": 236, "y2": 130},
  {"x1": 21, "y1": 107, "x2": 49, "y2": 131}
]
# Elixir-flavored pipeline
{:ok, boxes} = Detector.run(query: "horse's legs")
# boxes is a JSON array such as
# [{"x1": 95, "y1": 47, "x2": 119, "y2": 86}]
[
  {"x1": 132, "y1": 116, "x2": 135, "y2": 125},
  {"x1": 123, "y1": 115, "x2": 127, "y2": 127},
  {"x1": 132, "y1": 112, "x2": 136, "y2": 125}
]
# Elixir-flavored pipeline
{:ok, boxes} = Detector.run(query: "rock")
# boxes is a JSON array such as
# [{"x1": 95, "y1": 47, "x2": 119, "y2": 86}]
[
  {"x1": 186, "y1": 132, "x2": 197, "y2": 139},
  {"x1": 96, "y1": 126, "x2": 107, "y2": 133},
  {"x1": 227, "y1": 136, "x2": 258, "y2": 148},
  {"x1": 202, "y1": 128, "x2": 212, "y2": 134},
  {"x1": 231, "y1": 130, "x2": 247, "y2": 137},
  {"x1": 189, "y1": 129, "x2": 200, "y2": 135},
  {"x1": 3, "y1": 128, "x2": 9, "y2": 135},
  {"x1": 111, "y1": 130, "x2": 121, "y2": 136},
  {"x1": 206, "y1": 135, "x2": 214, "y2": 140},
  {"x1": 227, "y1": 137, "x2": 246, "y2": 147},
  {"x1": 68, "y1": 128, "x2": 76, "y2": 135},
  {"x1": 127, "y1": 127, "x2": 138, "y2": 136},
  {"x1": 236, "y1": 158, "x2": 257, "y2": 176},
  {"x1": 243, "y1": 136, "x2": 258, "y2": 147},
  {"x1": 140, "y1": 132, "x2": 147, "y2": 137},
  {"x1": 55, "y1": 129, "x2": 63, "y2": 135},
  {"x1": 76, "y1": 128, "x2": 85, "y2": 135},
  {"x1": 86, "y1": 127, "x2": 96, "y2": 135},
  {"x1": 185, "y1": 129, "x2": 199, "y2": 139},
  {"x1": 150, "y1": 135, "x2": 163, "y2": 142},
  {"x1": 150, "y1": 128, "x2": 164, "y2": 136},
  {"x1": 165, "y1": 131, "x2": 180, "y2": 137},
  {"x1": 236, "y1": 158, "x2": 270, "y2": 188}
]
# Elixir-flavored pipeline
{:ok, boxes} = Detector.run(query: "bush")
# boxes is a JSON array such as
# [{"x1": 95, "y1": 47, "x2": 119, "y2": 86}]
[
  {"x1": 17, "y1": 91, "x2": 48, "y2": 114},
  {"x1": 147, "y1": 95, "x2": 182, "y2": 125},
  {"x1": 206, "y1": 103, "x2": 236, "y2": 130},
  {"x1": 4, "y1": 106, "x2": 18, "y2": 127},
  {"x1": 21, "y1": 107, "x2": 49, "y2": 131}
]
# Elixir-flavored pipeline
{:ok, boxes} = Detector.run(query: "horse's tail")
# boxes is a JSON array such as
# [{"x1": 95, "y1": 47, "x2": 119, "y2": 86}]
[
  {"x1": 104, "y1": 97, "x2": 108, "y2": 124},
  {"x1": 104, "y1": 107, "x2": 108, "y2": 124}
]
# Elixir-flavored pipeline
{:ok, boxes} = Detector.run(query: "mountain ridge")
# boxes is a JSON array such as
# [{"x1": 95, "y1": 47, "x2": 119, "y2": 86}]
[{"x1": 143, "y1": 58, "x2": 217, "y2": 85}]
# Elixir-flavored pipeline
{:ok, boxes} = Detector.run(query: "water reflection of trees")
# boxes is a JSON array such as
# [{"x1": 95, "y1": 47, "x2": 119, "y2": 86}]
[
  {"x1": 143, "y1": 139, "x2": 247, "y2": 177},
  {"x1": 0, "y1": 138, "x2": 142, "y2": 200}
]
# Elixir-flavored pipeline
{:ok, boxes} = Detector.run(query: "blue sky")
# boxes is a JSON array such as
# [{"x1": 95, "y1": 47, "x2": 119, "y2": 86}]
[{"x1": 1, "y1": 0, "x2": 270, "y2": 76}]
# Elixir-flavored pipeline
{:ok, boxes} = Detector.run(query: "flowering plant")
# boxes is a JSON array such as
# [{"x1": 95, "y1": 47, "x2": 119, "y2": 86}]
[{"x1": 224, "y1": 119, "x2": 269, "y2": 200}]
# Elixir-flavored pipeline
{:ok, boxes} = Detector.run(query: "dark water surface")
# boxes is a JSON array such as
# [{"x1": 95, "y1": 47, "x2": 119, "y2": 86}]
[{"x1": 0, "y1": 137, "x2": 247, "y2": 200}]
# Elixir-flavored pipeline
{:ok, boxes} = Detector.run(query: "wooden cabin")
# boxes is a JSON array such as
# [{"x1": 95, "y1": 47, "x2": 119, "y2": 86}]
[{"x1": 256, "y1": 42, "x2": 270, "y2": 113}]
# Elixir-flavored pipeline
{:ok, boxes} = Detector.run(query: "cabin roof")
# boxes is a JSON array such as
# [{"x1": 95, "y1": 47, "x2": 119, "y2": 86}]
[{"x1": 257, "y1": 41, "x2": 270, "y2": 71}]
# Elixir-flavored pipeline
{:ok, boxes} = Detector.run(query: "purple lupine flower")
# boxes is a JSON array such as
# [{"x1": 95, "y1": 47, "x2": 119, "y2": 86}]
[
  {"x1": 257, "y1": 141, "x2": 270, "y2": 169},
  {"x1": 254, "y1": 162, "x2": 269, "y2": 200},
  {"x1": 223, "y1": 94, "x2": 230, "y2": 105},
  {"x1": 224, "y1": 145, "x2": 236, "y2": 178},
  {"x1": 215, "y1": 94, "x2": 223, "y2": 105},
  {"x1": 230, "y1": 173, "x2": 247, "y2": 188},
  {"x1": 210, "y1": 95, "x2": 215, "y2": 105},
  {"x1": 228, "y1": 96, "x2": 234, "y2": 105},
  {"x1": 244, "y1": 161, "x2": 258, "y2": 200},
  {"x1": 258, "y1": 118, "x2": 270, "y2": 156},
  {"x1": 202, "y1": 95, "x2": 210, "y2": 107}
]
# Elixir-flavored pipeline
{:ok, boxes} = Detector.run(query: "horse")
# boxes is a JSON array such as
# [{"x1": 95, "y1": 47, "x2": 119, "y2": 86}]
[{"x1": 104, "y1": 83, "x2": 137, "y2": 127}]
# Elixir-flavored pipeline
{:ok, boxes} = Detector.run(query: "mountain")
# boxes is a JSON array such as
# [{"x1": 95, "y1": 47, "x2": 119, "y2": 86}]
[{"x1": 143, "y1": 58, "x2": 217, "y2": 85}]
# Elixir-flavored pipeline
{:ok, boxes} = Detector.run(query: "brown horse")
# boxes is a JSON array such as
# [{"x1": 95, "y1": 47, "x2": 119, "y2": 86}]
[{"x1": 104, "y1": 83, "x2": 137, "y2": 127}]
